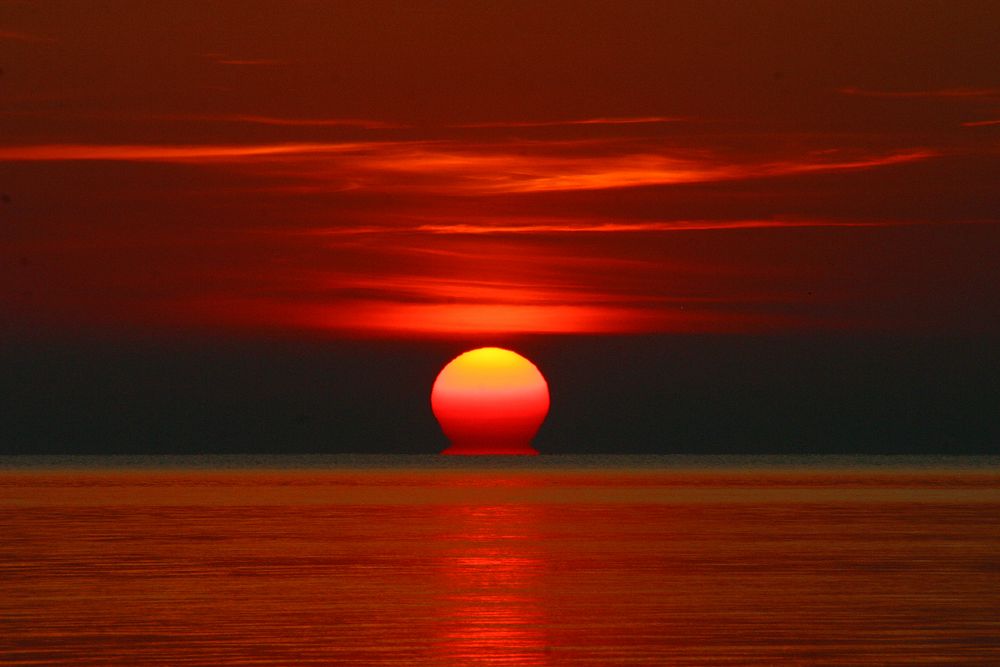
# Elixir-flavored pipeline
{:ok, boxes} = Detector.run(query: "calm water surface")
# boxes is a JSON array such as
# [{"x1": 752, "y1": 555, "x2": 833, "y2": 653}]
[{"x1": 2, "y1": 456, "x2": 999, "y2": 665}]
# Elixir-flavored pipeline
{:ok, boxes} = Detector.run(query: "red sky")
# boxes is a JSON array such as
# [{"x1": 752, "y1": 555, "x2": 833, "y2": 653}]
[{"x1": 2, "y1": 1, "x2": 999, "y2": 337}]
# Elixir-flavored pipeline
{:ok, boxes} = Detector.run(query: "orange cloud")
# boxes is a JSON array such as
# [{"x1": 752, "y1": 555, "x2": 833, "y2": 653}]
[
  {"x1": 0, "y1": 140, "x2": 937, "y2": 195},
  {"x1": 0, "y1": 143, "x2": 366, "y2": 162},
  {"x1": 179, "y1": 296, "x2": 789, "y2": 336},
  {"x1": 320, "y1": 273, "x2": 687, "y2": 307},
  {"x1": 962, "y1": 118, "x2": 1000, "y2": 127},
  {"x1": 408, "y1": 219, "x2": 907, "y2": 234},
  {"x1": 299, "y1": 217, "x2": 910, "y2": 236},
  {"x1": 246, "y1": 142, "x2": 937, "y2": 195}
]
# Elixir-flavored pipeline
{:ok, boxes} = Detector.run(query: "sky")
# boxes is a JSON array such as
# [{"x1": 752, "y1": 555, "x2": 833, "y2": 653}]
[{"x1": 2, "y1": 1, "x2": 998, "y2": 454}]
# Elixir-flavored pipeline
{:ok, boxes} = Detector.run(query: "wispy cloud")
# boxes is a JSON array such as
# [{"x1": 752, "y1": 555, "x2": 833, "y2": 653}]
[
  {"x1": 321, "y1": 274, "x2": 646, "y2": 306},
  {"x1": 406, "y1": 219, "x2": 909, "y2": 234},
  {"x1": 0, "y1": 143, "x2": 367, "y2": 162},
  {"x1": 294, "y1": 145, "x2": 935, "y2": 194},
  {"x1": 837, "y1": 86, "x2": 1000, "y2": 99},
  {"x1": 298, "y1": 217, "x2": 913, "y2": 237},
  {"x1": 962, "y1": 118, "x2": 1000, "y2": 127},
  {"x1": 0, "y1": 141, "x2": 937, "y2": 194},
  {"x1": 184, "y1": 296, "x2": 787, "y2": 335}
]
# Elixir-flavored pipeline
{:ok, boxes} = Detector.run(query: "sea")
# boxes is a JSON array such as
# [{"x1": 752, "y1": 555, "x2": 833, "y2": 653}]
[{"x1": 2, "y1": 455, "x2": 999, "y2": 665}]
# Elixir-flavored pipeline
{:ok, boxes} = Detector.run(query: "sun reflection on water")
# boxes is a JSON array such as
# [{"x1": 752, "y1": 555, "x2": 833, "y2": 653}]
[{"x1": 433, "y1": 503, "x2": 549, "y2": 665}]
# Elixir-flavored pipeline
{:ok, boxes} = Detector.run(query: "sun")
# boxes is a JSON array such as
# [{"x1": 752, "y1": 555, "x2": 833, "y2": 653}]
[{"x1": 431, "y1": 347, "x2": 550, "y2": 455}]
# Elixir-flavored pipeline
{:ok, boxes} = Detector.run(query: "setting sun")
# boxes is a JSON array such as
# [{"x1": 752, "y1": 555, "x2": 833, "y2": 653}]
[{"x1": 431, "y1": 348, "x2": 550, "y2": 455}]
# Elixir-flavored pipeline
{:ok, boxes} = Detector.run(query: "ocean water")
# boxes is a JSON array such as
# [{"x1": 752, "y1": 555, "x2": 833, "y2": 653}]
[{"x1": 2, "y1": 455, "x2": 1000, "y2": 665}]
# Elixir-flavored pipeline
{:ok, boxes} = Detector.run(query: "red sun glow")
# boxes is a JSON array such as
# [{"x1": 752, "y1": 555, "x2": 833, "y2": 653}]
[{"x1": 431, "y1": 348, "x2": 550, "y2": 455}]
